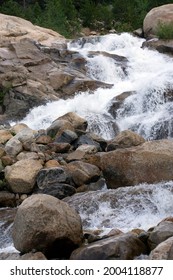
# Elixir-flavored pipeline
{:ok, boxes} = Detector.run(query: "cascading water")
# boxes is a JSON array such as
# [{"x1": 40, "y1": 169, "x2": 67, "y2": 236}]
[
  {"x1": 2, "y1": 33, "x2": 173, "y2": 255},
  {"x1": 19, "y1": 32, "x2": 173, "y2": 140}
]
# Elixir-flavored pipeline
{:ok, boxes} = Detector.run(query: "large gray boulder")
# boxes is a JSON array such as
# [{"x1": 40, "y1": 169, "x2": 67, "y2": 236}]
[
  {"x1": 12, "y1": 194, "x2": 83, "y2": 258},
  {"x1": 143, "y1": 4, "x2": 173, "y2": 38}
]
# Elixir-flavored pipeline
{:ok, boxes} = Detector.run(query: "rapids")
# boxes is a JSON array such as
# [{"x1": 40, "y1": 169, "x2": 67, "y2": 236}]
[
  {"x1": 19, "y1": 32, "x2": 173, "y2": 140},
  {"x1": 2, "y1": 33, "x2": 173, "y2": 254}
]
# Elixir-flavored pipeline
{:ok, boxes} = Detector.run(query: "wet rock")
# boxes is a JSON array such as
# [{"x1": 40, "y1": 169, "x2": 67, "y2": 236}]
[
  {"x1": 107, "y1": 130, "x2": 145, "y2": 151},
  {"x1": 107, "y1": 91, "x2": 136, "y2": 118},
  {"x1": 148, "y1": 220, "x2": 173, "y2": 250},
  {"x1": 149, "y1": 236, "x2": 173, "y2": 260},
  {"x1": 5, "y1": 159, "x2": 43, "y2": 193},
  {"x1": 86, "y1": 139, "x2": 173, "y2": 188},
  {"x1": 142, "y1": 39, "x2": 173, "y2": 56},
  {"x1": 12, "y1": 194, "x2": 83, "y2": 258},
  {"x1": 70, "y1": 233, "x2": 147, "y2": 260},
  {"x1": 36, "y1": 167, "x2": 74, "y2": 190},
  {"x1": 67, "y1": 161, "x2": 101, "y2": 187}
]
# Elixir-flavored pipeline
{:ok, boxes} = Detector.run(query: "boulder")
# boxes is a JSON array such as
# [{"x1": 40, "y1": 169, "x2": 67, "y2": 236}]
[
  {"x1": 16, "y1": 151, "x2": 39, "y2": 161},
  {"x1": 149, "y1": 236, "x2": 173, "y2": 260},
  {"x1": 5, "y1": 138, "x2": 23, "y2": 157},
  {"x1": 12, "y1": 194, "x2": 83, "y2": 258},
  {"x1": 55, "y1": 130, "x2": 78, "y2": 144},
  {"x1": 10, "y1": 123, "x2": 28, "y2": 135},
  {"x1": 48, "y1": 142, "x2": 71, "y2": 153},
  {"x1": 67, "y1": 161, "x2": 101, "y2": 187},
  {"x1": 143, "y1": 4, "x2": 173, "y2": 38},
  {"x1": 0, "y1": 13, "x2": 64, "y2": 47},
  {"x1": 148, "y1": 221, "x2": 173, "y2": 250},
  {"x1": 70, "y1": 233, "x2": 147, "y2": 260},
  {"x1": 57, "y1": 112, "x2": 88, "y2": 131},
  {"x1": 86, "y1": 139, "x2": 173, "y2": 188},
  {"x1": 67, "y1": 144, "x2": 100, "y2": 162},
  {"x1": 5, "y1": 159, "x2": 43, "y2": 193},
  {"x1": 36, "y1": 167, "x2": 74, "y2": 190},
  {"x1": 0, "y1": 130, "x2": 13, "y2": 144},
  {"x1": 38, "y1": 183, "x2": 76, "y2": 200},
  {"x1": 47, "y1": 120, "x2": 74, "y2": 139},
  {"x1": 107, "y1": 130, "x2": 145, "y2": 151},
  {"x1": 0, "y1": 191, "x2": 16, "y2": 207}
]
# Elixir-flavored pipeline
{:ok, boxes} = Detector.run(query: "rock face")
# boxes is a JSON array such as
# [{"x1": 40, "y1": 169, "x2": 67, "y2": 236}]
[
  {"x1": 70, "y1": 233, "x2": 147, "y2": 260},
  {"x1": 12, "y1": 194, "x2": 83, "y2": 258},
  {"x1": 5, "y1": 159, "x2": 43, "y2": 193},
  {"x1": 143, "y1": 4, "x2": 173, "y2": 38},
  {"x1": 86, "y1": 139, "x2": 173, "y2": 188},
  {"x1": 0, "y1": 14, "x2": 113, "y2": 123}
]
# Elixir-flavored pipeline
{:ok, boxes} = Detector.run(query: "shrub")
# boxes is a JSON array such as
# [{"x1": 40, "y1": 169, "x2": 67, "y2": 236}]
[{"x1": 156, "y1": 22, "x2": 173, "y2": 40}]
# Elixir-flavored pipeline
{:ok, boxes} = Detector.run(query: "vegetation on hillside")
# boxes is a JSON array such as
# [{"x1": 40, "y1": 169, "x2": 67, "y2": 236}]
[{"x1": 0, "y1": 0, "x2": 173, "y2": 37}]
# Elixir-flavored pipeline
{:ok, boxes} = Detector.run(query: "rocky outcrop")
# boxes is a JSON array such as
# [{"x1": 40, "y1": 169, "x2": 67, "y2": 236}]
[
  {"x1": 86, "y1": 139, "x2": 173, "y2": 188},
  {"x1": 0, "y1": 14, "x2": 114, "y2": 123},
  {"x1": 143, "y1": 4, "x2": 173, "y2": 38},
  {"x1": 12, "y1": 194, "x2": 83, "y2": 258},
  {"x1": 70, "y1": 233, "x2": 147, "y2": 260},
  {"x1": 0, "y1": 13, "x2": 64, "y2": 47}
]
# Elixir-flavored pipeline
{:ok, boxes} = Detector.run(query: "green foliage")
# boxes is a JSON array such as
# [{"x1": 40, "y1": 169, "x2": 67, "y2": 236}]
[
  {"x1": 1, "y1": 0, "x2": 173, "y2": 37},
  {"x1": 156, "y1": 21, "x2": 173, "y2": 39},
  {"x1": 0, "y1": 0, "x2": 23, "y2": 17}
]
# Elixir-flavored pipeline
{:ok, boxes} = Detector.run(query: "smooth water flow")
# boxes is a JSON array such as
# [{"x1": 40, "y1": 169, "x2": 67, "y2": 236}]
[{"x1": 2, "y1": 33, "x2": 173, "y2": 255}]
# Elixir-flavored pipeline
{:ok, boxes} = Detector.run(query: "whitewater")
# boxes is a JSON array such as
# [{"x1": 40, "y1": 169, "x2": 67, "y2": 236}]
[{"x1": 1, "y1": 32, "x2": 173, "y2": 254}]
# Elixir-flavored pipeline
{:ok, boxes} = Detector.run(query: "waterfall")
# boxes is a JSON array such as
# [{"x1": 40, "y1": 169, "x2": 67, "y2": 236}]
[
  {"x1": 19, "y1": 32, "x2": 173, "y2": 140},
  {"x1": 2, "y1": 33, "x2": 173, "y2": 255}
]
